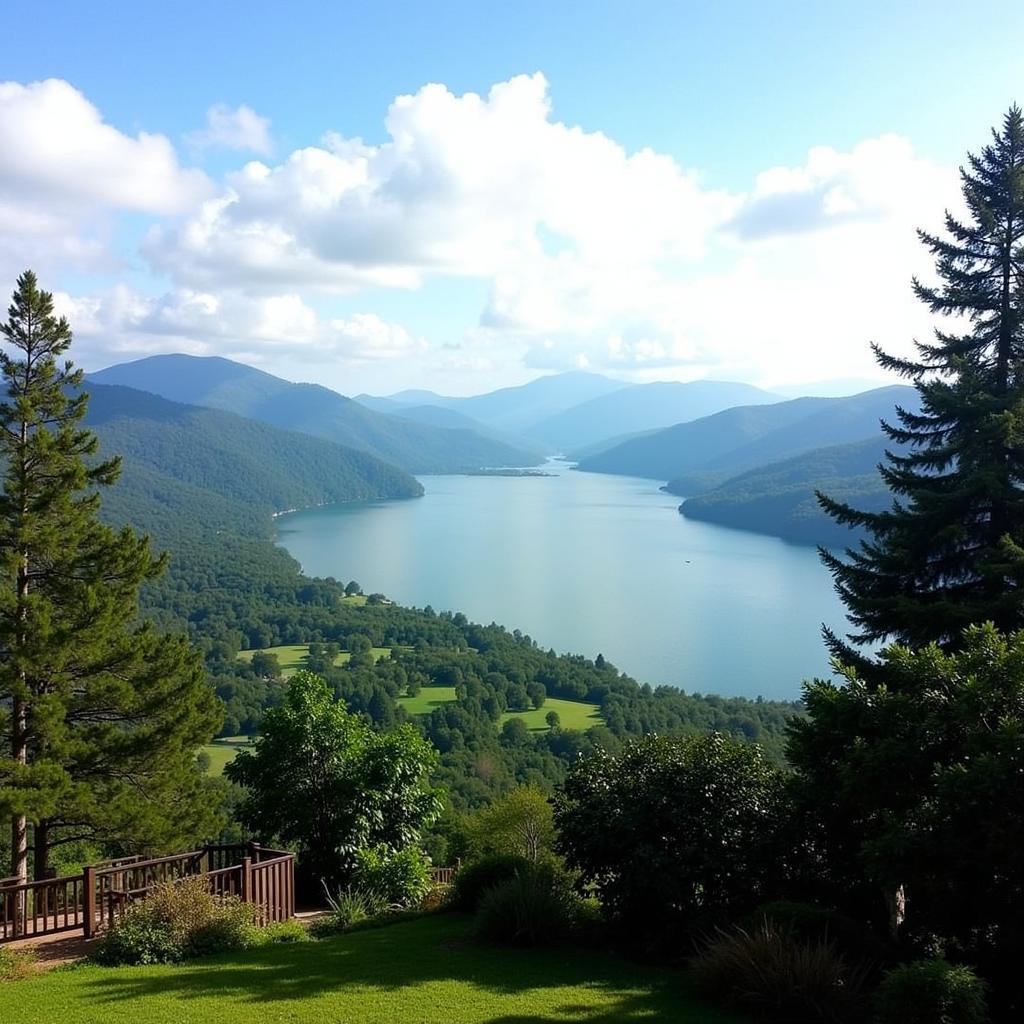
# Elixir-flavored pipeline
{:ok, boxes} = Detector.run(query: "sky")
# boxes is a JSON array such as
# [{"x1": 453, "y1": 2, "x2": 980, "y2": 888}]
[{"x1": 1, "y1": 1, "x2": 1022, "y2": 396}]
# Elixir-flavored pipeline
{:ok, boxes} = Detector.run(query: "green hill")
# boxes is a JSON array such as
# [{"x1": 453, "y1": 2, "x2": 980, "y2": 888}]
[
  {"x1": 87, "y1": 382, "x2": 422, "y2": 512},
  {"x1": 577, "y1": 386, "x2": 917, "y2": 486},
  {"x1": 89, "y1": 355, "x2": 542, "y2": 474},
  {"x1": 679, "y1": 435, "x2": 896, "y2": 545}
]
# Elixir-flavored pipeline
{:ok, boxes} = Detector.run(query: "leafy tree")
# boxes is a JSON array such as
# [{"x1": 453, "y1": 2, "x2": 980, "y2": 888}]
[
  {"x1": 788, "y1": 624, "x2": 1024, "y2": 1017},
  {"x1": 555, "y1": 733, "x2": 789, "y2": 938},
  {"x1": 226, "y1": 670, "x2": 441, "y2": 889},
  {"x1": 0, "y1": 271, "x2": 222, "y2": 883},
  {"x1": 249, "y1": 651, "x2": 281, "y2": 679},
  {"x1": 466, "y1": 785, "x2": 556, "y2": 862},
  {"x1": 545, "y1": 710, "x2": 561, "y2": 730},
  {"x1": 819, "y1": 107, "x2": 1024, "y2": 658}
]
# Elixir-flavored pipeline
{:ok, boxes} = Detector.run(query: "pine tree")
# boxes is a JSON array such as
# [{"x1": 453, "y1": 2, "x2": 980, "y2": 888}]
[
  {"x1": 819, "y1": 106, "x2": 1024, "y2": 658},
  {"x1": 0, "y1": 271, "x2": 222, "y2": 885}
]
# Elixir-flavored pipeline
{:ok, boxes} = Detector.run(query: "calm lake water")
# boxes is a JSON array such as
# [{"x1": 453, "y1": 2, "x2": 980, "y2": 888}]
[{"x1": 275, "y1": 461, "x2": 850, "y2": 701}]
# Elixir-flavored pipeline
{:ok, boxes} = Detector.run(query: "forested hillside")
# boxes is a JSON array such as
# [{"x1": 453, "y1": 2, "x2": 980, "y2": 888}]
[
  {"x1": 86, "y1": 382, "x2": 423, "y2": 514},
  {"x1": 679, "y1": 435, "x2": 894, "y2": 545},
  {"x1": 90, "y1": 356, "x2": 541, "y2": 473},
  {"x1": 80, "y1": 381, "x2": 799, "y2": 810},
  {"x1": 577, "y1": 386, "x2": 917, "y2": 487}
]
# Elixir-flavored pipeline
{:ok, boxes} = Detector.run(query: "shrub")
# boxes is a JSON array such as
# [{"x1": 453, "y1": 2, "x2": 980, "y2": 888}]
[
  {"x1": 184, "y1": 900, "x2": 257, "y2": 957},
  {"x1": 93, "y1": 876, "x2": 263, "y2": 966},
  {"x1": 691, "y1": 919, "x2": 870, "y2": 1024},
  {"x1": 311, "y1": 886, "x2": 383, "y2": 937},
  {"x1": 474, "y1": 862, "x2": 582, "y2": 947},
  {"x1": 555, "y1": 734, "x2": 789, "y2": 940},
  {"x1": 877, "y1": 959, "x2": 988, "y2": 1024},
  {"x1": 93, "y1": 907, "x2": 186, "y2": 966},
  {"x1": 450, "y1": 853, "x2": 532, "y2": 911},
  {"x1": 753, "y1": 901, "x2": 894, "y2": 976},
  {"x1": 352, "y1": 845, "x2": 431, "y2": 908},
  {"x1": 0, "y1": 945, "x2": 37, "y2": 981}
]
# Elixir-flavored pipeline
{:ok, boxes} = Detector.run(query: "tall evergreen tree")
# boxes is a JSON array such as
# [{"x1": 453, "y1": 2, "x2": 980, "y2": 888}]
[
  {"x1": 819, "y1": 106, "x2": 1024, "y2": 657},
  {"x1": 0, "y1": 271, "x2": 222, "y2": 885}
]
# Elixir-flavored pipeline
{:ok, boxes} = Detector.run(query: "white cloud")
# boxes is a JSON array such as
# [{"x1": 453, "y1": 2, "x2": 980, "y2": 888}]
[
  {"x1": 0, "y1": 79, "x2": 209, "y2": 213},
  {"x1": 0, "y1": 74, "x2": 966, "y2": 391},
  {"x1": 187, "y1": 103, "x2": 273, "y2": 156},
  {"x1": 55, "y1": 286, "x2": 427, "y2": 368},
  {"x1": 145, "y1": 73, "x2": 734, "y2": 293},
  {"x1": 0, "y1": 79, "x2": 210, "y2": 283}
]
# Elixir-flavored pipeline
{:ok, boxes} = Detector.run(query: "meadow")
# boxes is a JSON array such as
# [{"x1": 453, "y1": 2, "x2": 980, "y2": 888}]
[{"x1": 0, "y1": 915, "x2": 741, "y2": 1024}]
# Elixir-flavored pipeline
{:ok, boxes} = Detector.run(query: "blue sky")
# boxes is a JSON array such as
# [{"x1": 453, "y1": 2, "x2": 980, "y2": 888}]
[{"x1": 1, "y1": 1, "x2": 1022, "y2": 394}]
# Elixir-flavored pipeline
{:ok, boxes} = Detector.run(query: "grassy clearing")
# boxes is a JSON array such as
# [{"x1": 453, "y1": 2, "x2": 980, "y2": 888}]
[
  {"x1": 200, "y1": 736, "x2": 255, "y2": 775},
  {"x1": 397, "y1": 687, "x2": 602, "y2": 732},
  {"x1": 501, "y1": 697, "x2": 603, "y2": 732},
  {"x1": 0, "y1": 914, "x2": 742, "y2": 1023},
  {"x1": 397, "y1": 685, "x2": 459, "y2": 715},
  {"x1": 237, "y1": 643, "x2": 393, "y2": 678}
]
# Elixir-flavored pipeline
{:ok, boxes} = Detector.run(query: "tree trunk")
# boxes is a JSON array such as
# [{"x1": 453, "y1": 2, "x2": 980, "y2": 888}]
[{"x1": 32, "y1": 820, "x2": 49, "y2": 881}]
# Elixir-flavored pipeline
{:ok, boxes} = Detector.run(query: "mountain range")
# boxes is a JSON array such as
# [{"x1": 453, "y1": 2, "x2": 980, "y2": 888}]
[
  {"x1": 86, "y1": 353, "x2": 917, "y2": 549},
  {"x1": 89, "y1": 355, "x2": 541, "y2": 474}
]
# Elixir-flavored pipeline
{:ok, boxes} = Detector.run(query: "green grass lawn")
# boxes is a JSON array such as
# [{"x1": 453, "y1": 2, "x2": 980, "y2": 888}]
[
  {"x1": 397, "y1": 686, "x2": 602, "y2": 732},
  {"x1": 396, "y1": 685, "x2": 459, "y2": 715},
  {"x1": 2, "y1": 914, "x2": 743, "y2": 1023},
  {"x1": 237, "y1": 643, "x2": 393, "y2": 678},
  {"x1": 200, "y1": 736, "x2": 255, "y2": 776},
  {"x1": 502, "y1": 697, "x2": 603, "y2": 732}
]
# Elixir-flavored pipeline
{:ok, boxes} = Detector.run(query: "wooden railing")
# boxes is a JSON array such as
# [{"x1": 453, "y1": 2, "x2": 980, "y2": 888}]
[
  {"x1": 0, "y1": 843, "x2": 295, "y2": 943},
  {"x1": 430, "y1": 865, "x2": 458, "y2": 886},
  {"x1": 0, "y1": 873, "x2": 85, "y2": 941}
]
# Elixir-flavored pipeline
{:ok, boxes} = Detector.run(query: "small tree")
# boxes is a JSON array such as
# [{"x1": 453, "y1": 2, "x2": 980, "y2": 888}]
[
  {"x1": 555, "y1": 733, "x2": 788, "y2": 937},
  {"x1": 545, "y1": 710, "x2": 561, "y2": 730},
  {"x1": 226, "y1": 671, "x2": 441, "y2": 890},
  {"x1": 466, "y1": 786, "x2": 556, "y2": 862},
  {"x1": 0, "y1": 271, "x2": 221, "y2": 883}
]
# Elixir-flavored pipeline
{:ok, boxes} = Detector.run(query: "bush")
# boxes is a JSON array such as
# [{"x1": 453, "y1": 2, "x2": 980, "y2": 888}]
[
  {"x1": 691, "y1": 919, "x2": 870, "y2": 1024},
  {"x1": 475, "y1": 862, "x2": 582, "y2": 947},
  {"x1": 352, "y1": 845, "x2": 431, "y2": 908},
  {"x1": 93, "y1": 876, "x2": 261, "y2": 966},
  {"x1": 0, "y1": 945, "x2": 37, "y2": 981},
  {"x1": 450, "y1": 853, "x2": 532, "y2": 911},
  {"x1": 555, "y1": 734, "x2": 789, "y2": 940},
  {"x1": 311, "y1": 886, "x2": 385, "y2": 937},
  {"x1": 753, "y1": 901, "x2": 894, "y2": 976},
  {"x1": 93, "y1": 907, "x2": 186, "y2": 966},
  {"x1": 877, "y1": 959, "x2": 988, "y2": 1024},
  {"x1": 184, "y1": 900, "x2": 257, "y2": 957}
]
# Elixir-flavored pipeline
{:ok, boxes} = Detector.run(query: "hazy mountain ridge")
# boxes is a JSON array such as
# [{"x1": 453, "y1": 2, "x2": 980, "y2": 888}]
[
  {"x1": 577, "y1": 386, "x2": 918, "y2": 485},
  {"x1": 90, "y1": 355, "x2": 542, "y2": 474},
  {"x1": 527, "y1": 379, "x2": 782, "y2": 452}
]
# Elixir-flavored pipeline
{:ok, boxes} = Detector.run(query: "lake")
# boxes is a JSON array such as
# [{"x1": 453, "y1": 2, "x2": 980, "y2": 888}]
[{"x1": 275, "y1": 461, "x2": 850, "y2": 701}]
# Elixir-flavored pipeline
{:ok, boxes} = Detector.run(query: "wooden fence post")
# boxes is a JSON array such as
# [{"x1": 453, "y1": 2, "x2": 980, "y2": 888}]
[
  {"x1": 240, "y1": 857, "x2": 252, "y2": 904},
  {"x1": 83, "y1": 866, "x2": 96, "y2": 939}
]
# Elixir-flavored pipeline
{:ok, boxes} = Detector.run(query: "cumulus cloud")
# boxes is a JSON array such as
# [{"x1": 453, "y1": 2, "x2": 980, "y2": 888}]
[
  {"x1": 145, "y1": 73, "x2": 734, "y2": 293},
  {"x1": 0, "y1": 79, "x2": 209, "y2": 213},
  {"x1": 187, "y1": 103, "x2": 273, "y2": 156},
  {"x1": 0, "y1": 79, "x2": 210, "y2": 283},
  {"x1": 56, "y1": 286, "x2": 427, "y2": 367},
  {"x1": 0, "y1": 73, "x2": 966, "y2": 390}
]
